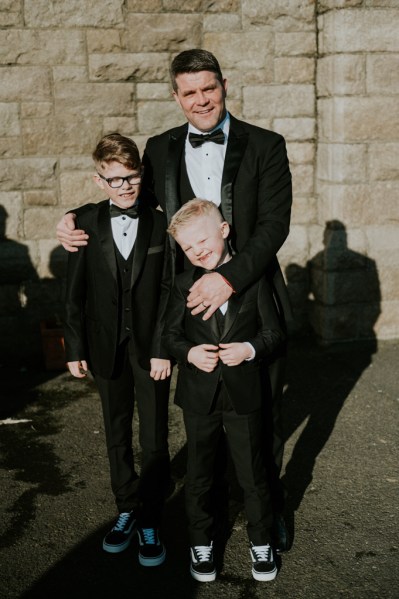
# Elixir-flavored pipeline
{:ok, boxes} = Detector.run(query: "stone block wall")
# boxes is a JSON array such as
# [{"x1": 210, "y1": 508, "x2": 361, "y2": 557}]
[
  {"x1": 314, "y1": 2, "x2": 399, "y2": 342},
  {"x1": 0, "y1": 0, "x2": 398, "y2": 363}
]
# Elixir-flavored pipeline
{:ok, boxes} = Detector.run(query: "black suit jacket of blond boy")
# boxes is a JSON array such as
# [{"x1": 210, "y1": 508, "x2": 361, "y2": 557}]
[{"x1": 163, "y1": 267, "x2": 284, "y2": 416}]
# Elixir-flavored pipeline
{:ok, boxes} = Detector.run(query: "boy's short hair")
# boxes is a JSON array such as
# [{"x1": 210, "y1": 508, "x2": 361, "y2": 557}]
[
  {"x1": 170, "y1": 49, "x2": 224, "y2": 92},
  {"x1": 92, "y1": 132, "x2": 141, "y2": 170},
  {"x1": 167, "y1": 198, "x2": 223, "y2": 238}
]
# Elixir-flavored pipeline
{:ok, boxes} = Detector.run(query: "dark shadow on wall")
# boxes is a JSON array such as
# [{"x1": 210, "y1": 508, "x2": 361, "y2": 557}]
[
  {"x1": 0, "y1": 205, "x2": 68, "y2": 417},
  {"x1": 282, "y1": 220, "x2": 381, "y2": 523},
  {"x1": 0, "y1": 204, "x2": 39, "y2": 360}
]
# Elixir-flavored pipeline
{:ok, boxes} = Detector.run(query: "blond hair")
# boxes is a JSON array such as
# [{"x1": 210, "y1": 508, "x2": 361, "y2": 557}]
[{"x1": 167, "y1": 198, "x2": 223, "y2": 238}]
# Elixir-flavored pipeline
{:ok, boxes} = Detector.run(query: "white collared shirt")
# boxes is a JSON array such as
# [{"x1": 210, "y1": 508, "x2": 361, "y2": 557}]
[
  {"x1": 185, "y1": 112, "x2": 230, "y2": 206},
  {"x1": 109, "y1": 201, "x2": 139, "y2": 259}
]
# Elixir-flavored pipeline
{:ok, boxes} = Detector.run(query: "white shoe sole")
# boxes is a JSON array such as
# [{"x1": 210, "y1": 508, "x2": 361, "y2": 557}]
[
  {"x1": 252, "y1": 565, "x2": 277, "y2": 581},
  {"x1": 190, "y1": 565, "x2": 216, "y2": 582}
]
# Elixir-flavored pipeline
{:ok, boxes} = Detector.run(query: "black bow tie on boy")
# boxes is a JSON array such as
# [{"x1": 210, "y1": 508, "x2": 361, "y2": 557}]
[
  {"x1": 188, "y1": 128, "x2": 225, "y2": 148},
  {"x1": 109, "y1": 203, "x2": 139, "y2": 219}
]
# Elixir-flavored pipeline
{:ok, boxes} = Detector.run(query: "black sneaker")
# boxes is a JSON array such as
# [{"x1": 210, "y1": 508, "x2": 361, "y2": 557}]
[
  {"x1": 103, "y1": 511, "x2": 136, "y2": 553},
  {"x1": 250, "y1": 543, "x2": 277, "y2": 581},
  {"x1": 137, "y1": 528, "x2": 166, "y2": 566},
  {"x1": 190, "y1": 542, "x2": 216, "y2": 582}
]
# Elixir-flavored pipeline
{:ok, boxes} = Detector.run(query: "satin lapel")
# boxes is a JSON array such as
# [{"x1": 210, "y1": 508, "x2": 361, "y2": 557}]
[
  {"x1": 221, "y1": 292, "x2": 244, "y2": 339},
  {"x1": 209, "y1": 311, "x2": 221, "y2": 341},
  {"x1": 220, "y1": 118, "x2": 249, "y2": 226},
  {"x1": 131, "y1": 206, "x2": 153, "y2": 288},
  {"x1": 164, "y1": 126, "x2": 187, "y2": 226},
  {"x1": 98, "y1": 201, "x2": 117, "y2": 281}
]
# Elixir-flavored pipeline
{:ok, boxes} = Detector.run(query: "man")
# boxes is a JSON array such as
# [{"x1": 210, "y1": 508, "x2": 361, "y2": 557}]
[{"x1": 57, "y1": 49, "x2": 292, "y2": 552}]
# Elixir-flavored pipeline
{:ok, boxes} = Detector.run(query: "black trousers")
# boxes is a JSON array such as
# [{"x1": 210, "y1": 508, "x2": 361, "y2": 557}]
[
  {"x1": 183, "y1": 384, "x2": 273, "y2": 547},
  {"x1": 94, "y1": 339, "x2": 170, "y2": 526}
]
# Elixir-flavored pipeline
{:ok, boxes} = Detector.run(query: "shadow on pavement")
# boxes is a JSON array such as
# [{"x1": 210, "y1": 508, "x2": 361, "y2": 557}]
[
  {"x1": 19, "y1": 448, "x2": 198, "y2": 599},
  {"x1": 1, "y1": 337, "x2": 381, "y2": 598},
  {"x1": 281, "y1": 337, "x2": 378, "y2": 545}
]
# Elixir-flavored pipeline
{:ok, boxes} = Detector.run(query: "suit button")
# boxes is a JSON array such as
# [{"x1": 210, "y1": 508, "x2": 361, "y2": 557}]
[
  {"x1": 124, "y1": 307, "x2": 131, "y2": 312},
  {"x1": 125, "y1": 326, "x2": 131, "y2": 332}
]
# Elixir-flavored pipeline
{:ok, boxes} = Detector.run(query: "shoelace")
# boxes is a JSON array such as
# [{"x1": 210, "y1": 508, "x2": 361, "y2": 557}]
[
  {"x1": 252, "y1": 544, "x2": 272, "y2": 561},
  {"x1": 194, "y1": 545, "x2": 213, "y2": 562},
  {"x1": 140, "y1": 528, "x2": 157, "y2": 545},
  {"x1": 113, "y1": 512, "x2": 132, "y2": 532}
]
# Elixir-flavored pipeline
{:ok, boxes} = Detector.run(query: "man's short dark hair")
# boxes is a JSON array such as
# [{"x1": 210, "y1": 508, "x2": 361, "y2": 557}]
[{"x1": 170, "y1": 49, "x2": 224, "y2": 92}]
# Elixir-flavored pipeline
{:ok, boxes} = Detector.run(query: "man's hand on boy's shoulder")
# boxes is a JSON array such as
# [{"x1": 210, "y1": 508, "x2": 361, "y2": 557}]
[
  {"x1": 150, "y1": 358, "x2": 171, "y2": 381},
  {"x1": 187, "y1": 272, "x2": 233, "y2": 320},
  {"x1": 56, "y1": 212, "x2": 89, "y2": 252}
]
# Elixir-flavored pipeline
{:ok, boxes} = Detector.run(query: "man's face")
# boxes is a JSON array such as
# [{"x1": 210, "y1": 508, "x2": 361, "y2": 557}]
[
  {"x1": 173, "y1": 71, "x2": 227, "y2": 132},
  {"x1": 94, "y1": 161, "x2": 142, "y2": 209},
  {"x1": 175, "y1": 213, "x2": 230, "y2": 270}
]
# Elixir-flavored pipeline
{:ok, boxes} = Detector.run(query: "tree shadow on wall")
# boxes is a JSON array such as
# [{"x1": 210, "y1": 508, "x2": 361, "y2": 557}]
[{"x1": 282, "y1": 220, "x2": 381, "y2": 520}]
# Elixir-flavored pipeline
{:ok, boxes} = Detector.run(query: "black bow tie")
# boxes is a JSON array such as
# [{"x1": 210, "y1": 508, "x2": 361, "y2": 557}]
[
  {"x1": 188, "y1": 128, "x2": 225, "y2": 148},
  {"x1": 109, "y1": 203, "x2": 140, "y2": 219}
]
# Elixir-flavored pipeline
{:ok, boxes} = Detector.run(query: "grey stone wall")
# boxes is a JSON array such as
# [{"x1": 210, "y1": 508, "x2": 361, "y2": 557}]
[{"x1": 0, "y1": 1, "x2": 398, "y2": 362}]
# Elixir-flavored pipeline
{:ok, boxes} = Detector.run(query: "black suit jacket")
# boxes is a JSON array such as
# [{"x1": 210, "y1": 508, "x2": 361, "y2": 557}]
[
  {"x1": 142, "y1": 114, "x2": 293, "y2": 323},
  {"x1": 63, "y1": 200, "x2": 171, "y2": 379},
  {"x1": 163, "y1": 268, "x2": 284, "y2": 416}
]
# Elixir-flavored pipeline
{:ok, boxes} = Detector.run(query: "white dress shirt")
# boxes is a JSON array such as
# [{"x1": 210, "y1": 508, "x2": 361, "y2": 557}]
[
  {"x1": 109, "y1": 201, "x2": 139, "y2": 259},
  {"x1": 185, "y1": 112, "x2": 230, "y2": 206}
]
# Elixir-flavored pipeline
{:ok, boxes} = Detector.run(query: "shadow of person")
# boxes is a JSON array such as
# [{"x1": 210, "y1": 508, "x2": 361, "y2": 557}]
[
  {"x1": 0, "y1": 204, "x2": 48, "y2": 416},
  {"x1": 281, "y1": 220, "x2": 381, "y2": 533},
  {"x1": 18, "y1": 445, "x2": 199, "y2": 599},
  {"x1": 0, "y1": 204, "x2": 39, "y2": 349},
  {"x1": 49, "y1": 244, "x2": 68, "y2": 281},
  {"x1": 307, "y1": 220, "x2": 381, "y2": 344}
]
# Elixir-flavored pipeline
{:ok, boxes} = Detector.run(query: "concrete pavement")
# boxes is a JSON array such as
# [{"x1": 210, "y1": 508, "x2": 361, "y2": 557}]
[{"x1": 0, "y1": 337, "x2": 398, "y2": 599}]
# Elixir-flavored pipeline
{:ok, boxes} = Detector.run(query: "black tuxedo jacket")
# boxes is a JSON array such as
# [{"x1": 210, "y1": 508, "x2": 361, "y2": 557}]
[
  {"x1": 63, "y1": 200, "x2": 171, "y2": 379},
  {"x1": 142, "y1": 114, "x2": 293, "y2": 323},
  {"x1": 163, "y1": 268, "x2": 285, "y2": 416}
]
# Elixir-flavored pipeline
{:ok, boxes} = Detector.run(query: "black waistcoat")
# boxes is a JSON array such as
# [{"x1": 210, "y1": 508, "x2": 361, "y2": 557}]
[{"x1": 114, "y1": 244, "x2": 135, "y2": 345}]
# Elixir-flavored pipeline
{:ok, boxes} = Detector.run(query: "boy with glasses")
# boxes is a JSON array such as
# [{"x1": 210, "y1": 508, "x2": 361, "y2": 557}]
[{"x1": 63, "y1": 133, "x2": 171, "y2": 566}]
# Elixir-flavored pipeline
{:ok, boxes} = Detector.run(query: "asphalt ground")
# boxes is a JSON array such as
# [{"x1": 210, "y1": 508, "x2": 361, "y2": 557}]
[{"x1": 0, "y1": 337, "x2": 398, "y2": 599}]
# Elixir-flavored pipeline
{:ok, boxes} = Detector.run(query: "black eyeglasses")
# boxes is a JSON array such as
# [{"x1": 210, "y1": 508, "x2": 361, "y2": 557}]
[{"x1": 97, "y1": 171, "x2": 142, "y2": 188}]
